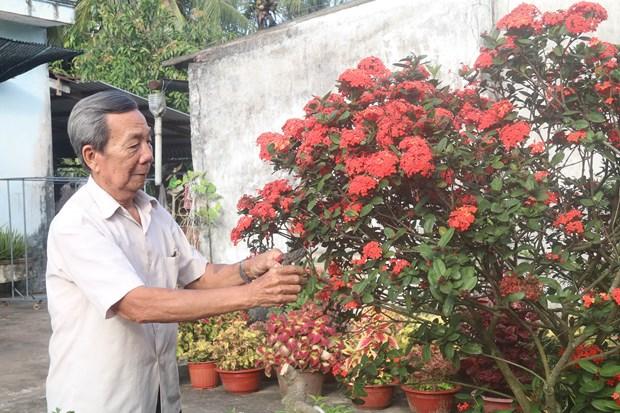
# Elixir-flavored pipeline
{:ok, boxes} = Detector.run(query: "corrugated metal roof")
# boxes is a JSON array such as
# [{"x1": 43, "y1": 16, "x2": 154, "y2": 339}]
[{"x1": 0, "y1": 37, "x2": 80, "y2": 83}]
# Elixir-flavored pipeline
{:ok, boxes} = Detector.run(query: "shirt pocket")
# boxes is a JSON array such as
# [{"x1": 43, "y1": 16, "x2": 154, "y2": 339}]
[{"x1": 161, "y1": 256, "x2": 179, "y2": 289}]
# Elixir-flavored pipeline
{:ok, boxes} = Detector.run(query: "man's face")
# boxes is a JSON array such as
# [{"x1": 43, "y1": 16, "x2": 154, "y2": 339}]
[{"x1": 88, "y1": 109, "x2": 153, "y2": 199}]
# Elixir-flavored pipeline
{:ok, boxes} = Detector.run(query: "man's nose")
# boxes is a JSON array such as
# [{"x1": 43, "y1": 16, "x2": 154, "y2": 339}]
[{"x1": 140, "y1": 141, "x2": 154, "y2": 164}]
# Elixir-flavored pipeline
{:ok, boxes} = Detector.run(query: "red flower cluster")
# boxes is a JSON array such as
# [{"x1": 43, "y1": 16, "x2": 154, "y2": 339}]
[
  {"x1": 348, "y1": 175, "x2": 377, "y2": 197},
  {"x1": 496, "y1": 3, "x2": 541, "y2": 32},
  {"x1": 338, "y1": 68, "x2": 374, "y2": 90},
  {"x1": 567, "y1": 130, "x2": 587, "y2": 143},
  {"x1": 565, "y1": 2, "x2": 608, "y2": 34},
  {"x1": 231, "y1": 215, "x2": 254, "y2": 245},
  {"x1": 553, "y1": 209, "x2": 585, "y2": 235},
  {"x1": 399, "y1": 136, "x2": 434, "y2": 177},
  {"x1": 499, "y1": 121, "x2": 530, "y2": 151},
  {"x1": 257, "y1": 132, "x2": 290, "y2": 161},
  {"x1": 571, "y1": 343, "x2": 605, "y2": 365},
  {"x1": 478, "y1": 99, "x2": 513, "y2": 130},
  {"x1": 448, "y1": 205, "x2": 477, "y2": 232},
  {"x1": 362, "y1": 241, "x2": 383, "y2": 260}
]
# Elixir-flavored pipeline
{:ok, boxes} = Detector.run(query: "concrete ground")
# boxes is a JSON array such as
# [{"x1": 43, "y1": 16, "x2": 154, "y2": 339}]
[{"x1": 0, "y1": 300, "x2": 410, "y2": 413}]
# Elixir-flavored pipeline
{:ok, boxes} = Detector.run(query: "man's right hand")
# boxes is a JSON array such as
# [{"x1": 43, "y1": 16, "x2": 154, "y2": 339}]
[{"x1": 247, "y1": 264, "x2": 306, "y2": 306}]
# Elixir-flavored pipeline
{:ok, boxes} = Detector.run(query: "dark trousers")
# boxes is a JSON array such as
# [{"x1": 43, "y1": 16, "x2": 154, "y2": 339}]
[{"x1": 155, "y1": 389, "x2": 181, "y2": 413}]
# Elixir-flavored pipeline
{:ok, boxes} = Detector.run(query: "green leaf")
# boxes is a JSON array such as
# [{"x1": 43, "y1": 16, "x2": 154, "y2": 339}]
[
  {"x1": 438, "y1": 227, "x2": 455, "y2": 247},
  {"x1": 461, "y1": 343, "x2": 482, "y2": 355},
  {"x1": 578, "y1": 360, "x2": 600, "y2": 374},
  {"x1": 506, "y1": 292, "x2": 525, "y2": 302},
  {"x1": 360, "y1": 204, "x2": 374, "y2": 217},
  {"x1": 591, "y1": 399, "x2": 620, "y2": 412},
  {"x1": 551, "y1": 151, "x2": 565, "y2": 166},
  {"x1": 491, "y1": 177, "x2": 503, "y2": 191},
  {"x1": 307, "y1": 198, "x2": 317, "y2": 211},
  {"x1": 600, "y1": 363, "x2": 620, "y2": 378},
  {"x1": 579, "y1": 378, "x2": 605, "y2": 394},
  {"x1": 574, "y1": 119, "x2": 589, "y2": 130},
  {"x1": 442, "y1": 296, "x2": 455, "y2": 316},
  {"x1": 384, "y1": 227, "x2": 395, "y2": 239},
  {"x1": 423, "y1": 214, "x2": 436, "y2": 234},
  {"x1": 586, "y1": 111, "x2": 606, "y2": 123}
]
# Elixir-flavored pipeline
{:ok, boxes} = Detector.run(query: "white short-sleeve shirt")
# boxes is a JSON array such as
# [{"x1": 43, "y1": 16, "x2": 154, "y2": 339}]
[{"x1": 46, "y1": 177, "x2": 207, "y2": 413}]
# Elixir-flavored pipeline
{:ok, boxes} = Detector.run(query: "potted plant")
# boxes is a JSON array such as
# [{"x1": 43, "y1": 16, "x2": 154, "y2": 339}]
[
  {"x1": 210, "y1": 313, "x2": 266, "y2": 394},
  {"x1": 398, "y1": 344, "x2": 459, "y2": 413},
  {"x1": 0, "y1": 226, "x2": 26, "y2": 283},
  {"x1": 234, "y1": 3, "x2": 620, "y2": 411},
  {"x1": 166, "y1": 169, "x2": 222, "y2": 260},
  {"x1": 177, "y1": 314, "x2": 236, "y2": 389},
  {"x1": 258, "y1": 301, "x2": 343, "y2": 397},
  {"x1": 336, "y1": 310, "x2": 402, "y2": 410}
]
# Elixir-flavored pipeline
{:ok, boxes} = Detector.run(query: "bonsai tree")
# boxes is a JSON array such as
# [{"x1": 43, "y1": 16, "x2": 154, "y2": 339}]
[{"x1": 234, "y1": 2, "x2": 620, "y2": 411}]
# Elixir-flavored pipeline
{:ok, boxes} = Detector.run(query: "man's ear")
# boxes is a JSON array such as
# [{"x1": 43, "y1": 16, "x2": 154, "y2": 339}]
[{"x1": 82, "y1": 145, "x2": 98, "y2": 172}]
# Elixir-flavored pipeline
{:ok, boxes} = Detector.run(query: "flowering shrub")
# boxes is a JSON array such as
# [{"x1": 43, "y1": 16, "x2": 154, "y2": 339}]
[
  {"x1": 234, "y1": 2, "x2": 620, "y2": 411},
  {"x1": 210, "y1": 312, "x2": 266, "y2": 371},
  {"x1": 258, "y1": 302, "x2": 343, "y2": 375}
]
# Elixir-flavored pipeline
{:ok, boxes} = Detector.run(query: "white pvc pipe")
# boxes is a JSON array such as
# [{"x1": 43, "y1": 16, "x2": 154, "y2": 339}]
[{"x1": 154, "y1": 116, "x2": 162, "y2": 186}]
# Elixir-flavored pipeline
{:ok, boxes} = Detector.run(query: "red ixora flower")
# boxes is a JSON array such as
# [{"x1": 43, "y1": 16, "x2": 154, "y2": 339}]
[
  {"x1": 499, "y1": 121, "x2": 531, "y2": 151},
  {"x1": 567, "y1": 130, "x2": 587, "y2": 143},
  {"x1": 339, "y1": 68, "x2": 374, "y2": 90},
  {"x1": 399, "y1": 136, "x2": 434, "y2": 177},
  {"x1": 362, "y1": 241, "x2": 383, "y2": 260},
  {"x1": 496, "y1": 3, "x2": 541, "y2": 31},
  {"x1": 565, "y1": 2, "x2": 608, "y2": 34},
  {"x1": 357, "y1": 56, "x2": 391, "y2": 79},
  {"x1": 448, "y1": 205, "x2": 477, "y2": 232},
  {"x1": 457, "y1": 402, "x2": 471, "y2": 412},
  {"x1": 553, "y1": 209, "x2": 585, "y2": 236},
  {"x1": 583, "y1": 293, "x2": 595, "y2": 308},
  {"x1": 257, "y1": 132, "x2": 290, "y2": 161},
  {"x1": 348, "y1": 175, "x2": 377, "y2": 197},
  {"x1": 612, "y1": 288, "x2": 620, "y2": 306}
]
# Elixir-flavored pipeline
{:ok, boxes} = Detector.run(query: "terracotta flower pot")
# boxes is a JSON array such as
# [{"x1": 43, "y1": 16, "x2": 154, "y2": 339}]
[
  {"x1": 356, "y1": 383, "x2": 395, "y2": 410},
  {"x1": 216, "y1": 367, "x2": 263, "y2": 394},
  {"x1": 187, "y1": 361, "x2": 219, "y2": 389},
  {"x1": 401, "y1": 384, "x2": 461, "y2": 413},
  {"x1": 276, "y1": 370, "x2": 325, "y2": 397},
  {"x1": 481, "y1": 395, "x2": 515, "y2": 412}
]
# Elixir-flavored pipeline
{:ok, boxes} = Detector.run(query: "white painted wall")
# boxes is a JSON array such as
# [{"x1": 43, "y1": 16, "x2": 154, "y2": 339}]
[
  {"x1": 0, "y1": 21, "x2": 53, "y2": 238},
  {"x1": 189, "y1": 0, "x2": 620, "y2": 263}
]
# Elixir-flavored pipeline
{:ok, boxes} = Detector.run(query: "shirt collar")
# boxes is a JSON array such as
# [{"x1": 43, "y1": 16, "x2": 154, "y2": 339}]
[{"x1": 85, "y1": 176, "x2": 158, "y2": 220}]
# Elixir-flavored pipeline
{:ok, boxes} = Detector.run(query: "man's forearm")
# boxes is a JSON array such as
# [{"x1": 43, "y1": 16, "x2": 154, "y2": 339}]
[
  {"x1": 186, "y1": 262, "x2": 246, "y2": 290},
  {"x1": 114, "y1": 285, "x2": 257, "y2": 323}
]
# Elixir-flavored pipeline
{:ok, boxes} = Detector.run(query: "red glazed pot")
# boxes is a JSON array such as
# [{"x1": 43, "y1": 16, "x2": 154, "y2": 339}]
[
  {"x1": 401, "y1": 385, "x2": 461, "y2": 413},
  {"x1": 187, "y1": 361, "x2": 219, "y2": 389},
  {"x1": 357, "y1": 383, "x2": 395, "y2": 410},
  {"x1": 482, "y1": 395, "x2": 515, "y2": 412},
  {"x1": 216, "y1": 367, "x2": 263, "y2": 394}
]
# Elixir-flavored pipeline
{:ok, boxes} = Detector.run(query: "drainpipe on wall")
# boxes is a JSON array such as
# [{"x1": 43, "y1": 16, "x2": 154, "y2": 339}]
[{"x1": 147, "y1": 91, "x2": 166, "y2": 187}]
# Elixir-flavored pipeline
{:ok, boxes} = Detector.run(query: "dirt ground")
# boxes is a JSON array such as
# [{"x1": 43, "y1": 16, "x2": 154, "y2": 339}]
[{"x1": 0, "y1": 300, "x2": 410, "y2": 413}]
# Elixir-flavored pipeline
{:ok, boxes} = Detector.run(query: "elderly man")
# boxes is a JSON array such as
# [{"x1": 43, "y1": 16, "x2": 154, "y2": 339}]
[{"x1": 45, "y1": 91, "x2": 305, "y2": 413}]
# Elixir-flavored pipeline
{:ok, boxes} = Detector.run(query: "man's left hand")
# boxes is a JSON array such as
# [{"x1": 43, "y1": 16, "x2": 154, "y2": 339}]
[{"x1": 244, "y1": 249, "x2": 283, "y2": 279}]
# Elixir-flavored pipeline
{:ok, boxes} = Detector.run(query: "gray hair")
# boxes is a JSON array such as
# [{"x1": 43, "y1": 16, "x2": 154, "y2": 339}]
[{"x1": 67, "y1": 90, "x2": 138, "y2": 170}]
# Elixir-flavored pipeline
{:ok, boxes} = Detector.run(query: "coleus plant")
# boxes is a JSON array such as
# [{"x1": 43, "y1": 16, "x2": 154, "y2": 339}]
[
  {"x1": 234, "y1": 2, "x2": 620, "y2": 411},
  {"x1": 258, "y1": 302, "x2": 343, "y2": 376}
]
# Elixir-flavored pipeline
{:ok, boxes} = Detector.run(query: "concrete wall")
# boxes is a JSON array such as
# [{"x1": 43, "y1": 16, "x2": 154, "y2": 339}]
[
  {"x1": 189, "y1": 0, "x2": 620, "y2": 263},
  {"x1": 0, "y1": 20, "x2": 59, "y2": 291}
]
